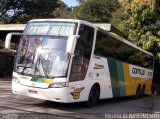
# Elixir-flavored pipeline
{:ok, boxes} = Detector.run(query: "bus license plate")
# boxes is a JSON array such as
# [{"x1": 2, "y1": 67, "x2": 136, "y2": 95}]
[{"x1": 29, "y1": 90, "x2": 38, "y2": 94}]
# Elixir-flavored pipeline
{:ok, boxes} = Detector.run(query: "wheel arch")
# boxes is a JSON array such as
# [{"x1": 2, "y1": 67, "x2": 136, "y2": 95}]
[
  {"x1": 91, "y1": 82, "x2": 101, "y2": 99},
  {"x1": 85, "y1": 82, "x2": 101, "y2": 107}
]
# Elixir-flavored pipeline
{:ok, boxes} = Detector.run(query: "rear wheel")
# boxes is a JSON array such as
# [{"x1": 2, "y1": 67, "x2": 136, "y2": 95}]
[
  {"x1": 141, "y1": 85, "x2": 145, "y2": 97},
  {"x1": 86, "y1": 85, "x2": 100, "y2": 107},
  {"x1": 135, "y1": 85, "x2": 142, "y2": 99}
]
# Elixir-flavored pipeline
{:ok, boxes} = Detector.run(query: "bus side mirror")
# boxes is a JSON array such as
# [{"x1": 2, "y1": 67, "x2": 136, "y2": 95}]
[
  {"x1": 5, "y1": 32, "x2": 22, "y2": 52},
  {"x1": 66, "y1": 35, "x2": 80, "y2": 55}
]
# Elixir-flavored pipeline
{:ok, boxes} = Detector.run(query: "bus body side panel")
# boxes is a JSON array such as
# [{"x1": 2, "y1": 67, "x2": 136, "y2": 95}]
[
  {"x1": 107, "y1": 58, "x2": 126, "y2": 97},
  {"x1": 123, "y1": 63, "x2": 137, "y2": 96},
  {"x1": 123, "y1": 63, "x2": 153, "y2": 96},
  {"x1": 146, "y1": 80, "x2": 152, "y2": 94},
  {"x1": 91, "y1": 56, "x2": 113, "y2": 99},
  {"x1": 107, "y1": 58, "x2": 153, "y2": 97}
]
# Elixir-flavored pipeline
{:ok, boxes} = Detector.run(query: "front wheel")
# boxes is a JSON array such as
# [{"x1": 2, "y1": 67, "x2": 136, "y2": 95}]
[{"x1": 85, "y1": 85, "x2": 100, "y2": 107}]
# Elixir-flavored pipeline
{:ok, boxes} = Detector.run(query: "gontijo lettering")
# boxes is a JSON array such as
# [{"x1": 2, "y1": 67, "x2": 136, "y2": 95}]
[
  {"x1": 129, "y1": 65, "x2": 153, "y2": 79},
  {"x1": 132, "y1": 68, "x2": 145, "y2": 76}
]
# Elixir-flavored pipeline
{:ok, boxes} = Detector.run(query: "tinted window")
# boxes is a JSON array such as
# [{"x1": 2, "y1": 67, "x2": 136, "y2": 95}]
[
  {"x1": 69, "y1": 24, "x2": 94, "y2": 82},
  {"x1": 94, "y1": 30, "x2": 153, "y2": 69}
]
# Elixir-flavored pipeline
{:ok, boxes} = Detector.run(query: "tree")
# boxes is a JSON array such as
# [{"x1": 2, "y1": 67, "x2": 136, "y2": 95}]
[
  {"x1": 71, "y1": 0, "x2": 120, "y2": 23},
  {"x1": 53, "y1": 0, "x2": 72, "y2": 19},
  {"x1": 76, "y1": 0, "x2": 85, "y2": 5},
  {"x1": 117, "y1": 1, "x2": 160, "y2": 62},
  {"x1": 0, "y1": 0, "x2": 60, "y2": 23}
]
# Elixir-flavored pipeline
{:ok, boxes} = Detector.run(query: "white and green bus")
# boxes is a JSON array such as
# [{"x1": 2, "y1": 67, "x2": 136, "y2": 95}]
[{"x1": 5, "y1": 19, "x2": 153, "y2": 107}]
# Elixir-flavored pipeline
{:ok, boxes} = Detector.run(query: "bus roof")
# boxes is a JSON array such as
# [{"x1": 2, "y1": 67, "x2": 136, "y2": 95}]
[
  {"x1": 28, "y1": 19, "x2": 95, "y2": 25},
  {"x1": 29, "y1": 19, "x2": 81, "y2": 22},
  {"x1": 95, "y1": 23, "x2": 127, "y2": 39}
]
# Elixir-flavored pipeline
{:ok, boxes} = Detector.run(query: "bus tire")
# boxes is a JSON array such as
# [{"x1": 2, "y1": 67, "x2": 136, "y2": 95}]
[
  {"x1": 141, "y1": 85, "x2": 145, "y2": 98},
  {"x1": 135, "y1": 85, "x2": 142, "y2": 99},
  {"x1": 85, "y1": 85, "x2": 100, "y2": 107}
]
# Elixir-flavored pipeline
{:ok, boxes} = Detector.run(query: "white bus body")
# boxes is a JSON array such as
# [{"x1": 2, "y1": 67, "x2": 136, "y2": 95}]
[{"x1": 5, "y1": 19, "x2": 153, "y2": 107}]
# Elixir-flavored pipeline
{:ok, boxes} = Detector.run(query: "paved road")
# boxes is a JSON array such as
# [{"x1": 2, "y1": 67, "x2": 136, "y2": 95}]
[{"x1": 0, "y1": 80, "x2": 160, "y2": 119}]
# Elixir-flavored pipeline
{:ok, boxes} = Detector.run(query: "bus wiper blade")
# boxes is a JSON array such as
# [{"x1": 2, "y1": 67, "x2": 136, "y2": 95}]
[
  {"x1": 16, "y1": 63, "x2": 32, "y2": 68},
  {"x1": 21, "y1": 61, "x2": 31, "y2": 75}
]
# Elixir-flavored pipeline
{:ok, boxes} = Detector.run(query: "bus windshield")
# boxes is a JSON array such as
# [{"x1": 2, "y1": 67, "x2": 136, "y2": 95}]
[
  {"x1": 14, "y1": 21, "x2": 78, "y2": 78},
  {"x1": 15, "y1": 36, "x2": 70, "y2": 78}
]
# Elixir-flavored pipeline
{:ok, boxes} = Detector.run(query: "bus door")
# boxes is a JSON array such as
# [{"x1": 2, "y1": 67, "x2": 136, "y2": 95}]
[{"x1": 68, "y1": 24, "x2": 95, "y2": 100}]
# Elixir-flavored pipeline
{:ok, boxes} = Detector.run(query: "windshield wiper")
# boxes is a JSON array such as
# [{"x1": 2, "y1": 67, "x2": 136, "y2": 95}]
[{"x1": 21, "y1": 60, "x2": 31, "y2": 75}]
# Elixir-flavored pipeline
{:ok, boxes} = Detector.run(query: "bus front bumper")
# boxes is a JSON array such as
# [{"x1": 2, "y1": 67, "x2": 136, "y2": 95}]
[{"x1": 12, "y1": 81, "x2": 71, "y2": 103}]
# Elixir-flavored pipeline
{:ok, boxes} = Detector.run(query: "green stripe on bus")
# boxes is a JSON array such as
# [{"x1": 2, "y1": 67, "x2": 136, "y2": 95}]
[
  {"x1": 31, "y1": 77, "x2": 39, "y2": 82},
  {"x1": 116, "y1": 61, "x2": 125, "y2": 96},
  {"x1": 31, "y1": 77, "x2": 44, "y2": 83},
  {"x1": 37, "y1": 78, "x2": 45, "y2": 83},
  {"x1": 108, "y1": 58, "x2": 125, "y2": 97},
  {"x1": 108, "y1": 58, "x2": 120, "y2": 97}
]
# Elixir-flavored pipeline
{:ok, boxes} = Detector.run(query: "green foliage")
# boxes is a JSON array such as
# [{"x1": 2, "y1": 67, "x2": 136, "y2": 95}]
[
  {"x1": 76, "y1": 0, "x2": 85, "y2": 5},
  {"x1": 0, "y1": 0, "x2": 60, "y2": 23},
  {"x1": 118, "y1": 2, "x2": 160, "y2": 62},
  {"x1": 52, "y1": 1, "x2": 72, "y2": 19},
  {"x1": 0, "y1": 40, "x2": 15, "y2": 56},
  {"x1": 71, "y1": 0, "x2": 120, "y2": 23}
]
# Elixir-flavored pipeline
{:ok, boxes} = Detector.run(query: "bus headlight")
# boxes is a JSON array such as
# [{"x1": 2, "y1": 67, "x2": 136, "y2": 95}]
[
  {"x1": 12, "y1": 76, "x2": 20, "y2": 83},
  {"x1": 49, "y1": 82, "x2": 69, "y2": 88}
]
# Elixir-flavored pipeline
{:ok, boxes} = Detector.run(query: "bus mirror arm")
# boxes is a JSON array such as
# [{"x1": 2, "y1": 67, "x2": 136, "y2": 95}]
[
  {"x1": 66, "y1": 35, "x2": 80, "y2": 55},
  {"x1": 5, "y1": 32, "x2": 22, "y2": 52}
]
